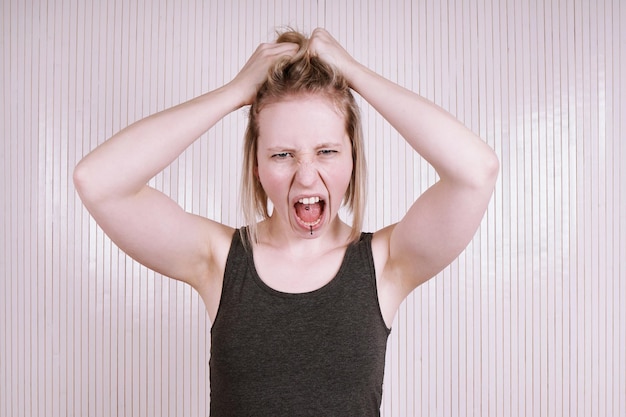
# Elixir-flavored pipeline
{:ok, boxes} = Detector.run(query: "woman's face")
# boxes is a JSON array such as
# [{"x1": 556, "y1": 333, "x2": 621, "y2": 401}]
[{"x1": 256, "y1": 94, "x2": 353, "y2": 238}]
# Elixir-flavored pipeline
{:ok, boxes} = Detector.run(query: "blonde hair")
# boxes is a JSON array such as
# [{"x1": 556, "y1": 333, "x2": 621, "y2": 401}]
[{"x1": 241, "y1": 30, "x2": 366, "y2": 244}]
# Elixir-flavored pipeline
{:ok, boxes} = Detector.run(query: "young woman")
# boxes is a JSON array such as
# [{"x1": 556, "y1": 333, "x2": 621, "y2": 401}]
[{"x1": 74, "y1": 28, "x2": 498, "y2": 416}]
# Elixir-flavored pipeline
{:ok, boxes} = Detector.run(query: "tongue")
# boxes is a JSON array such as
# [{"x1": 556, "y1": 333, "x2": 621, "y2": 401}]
[{"x1": 295, "y1": 202, "x2": 322, "y2": 223}]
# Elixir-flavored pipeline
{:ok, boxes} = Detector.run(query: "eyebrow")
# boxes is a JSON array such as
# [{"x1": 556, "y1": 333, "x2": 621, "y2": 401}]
[
  {"x1": 264, "y1": 142, "x2": 345, "y2": 152},
  {"x1": 316, "y1": 142, "x2": 345, "y2": 149}
]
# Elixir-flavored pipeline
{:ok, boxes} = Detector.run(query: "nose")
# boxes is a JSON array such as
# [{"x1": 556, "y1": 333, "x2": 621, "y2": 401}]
[{"x1": 294, "y1": 158, "x2": 320, "y2": 187}]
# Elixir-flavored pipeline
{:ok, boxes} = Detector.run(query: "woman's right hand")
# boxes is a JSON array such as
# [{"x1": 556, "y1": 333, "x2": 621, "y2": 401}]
[{"x1": 227, "y1": 41, "x2": 299, "y2": 106}]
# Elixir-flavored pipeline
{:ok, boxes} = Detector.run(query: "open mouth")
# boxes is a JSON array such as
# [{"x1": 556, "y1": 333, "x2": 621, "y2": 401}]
[{"x1": 294, "y1": 196, "x2": 325, "y2": 228}]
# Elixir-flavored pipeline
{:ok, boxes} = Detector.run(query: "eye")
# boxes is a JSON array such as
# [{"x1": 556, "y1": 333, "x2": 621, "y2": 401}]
[
  {"x1": 271, "y1": 152, "x2": 293, "y2": 159},
  {"x1": 318, "y1": 149, "x2": 338, "y2": 156}
]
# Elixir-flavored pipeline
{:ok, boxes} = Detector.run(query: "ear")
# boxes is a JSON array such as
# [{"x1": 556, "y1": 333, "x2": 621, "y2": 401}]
[{"x1": 253, "y1": 165, "x2": 259, "y2": 179}]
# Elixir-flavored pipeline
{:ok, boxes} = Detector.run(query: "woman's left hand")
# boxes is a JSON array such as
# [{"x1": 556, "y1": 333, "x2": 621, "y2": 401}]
[{"x1": 307, "y1": 28, "x2": 360, "y2": 80}]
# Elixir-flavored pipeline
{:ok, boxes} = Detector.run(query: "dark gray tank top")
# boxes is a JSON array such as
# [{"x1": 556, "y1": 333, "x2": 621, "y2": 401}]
[{"x1": 209, "y1": 229, "x2": 391, "y2": 416}]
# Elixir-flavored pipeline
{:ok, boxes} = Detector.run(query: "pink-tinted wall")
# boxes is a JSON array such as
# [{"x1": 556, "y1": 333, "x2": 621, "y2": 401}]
[{"x1": 1, "y1": 0, "x2": 624, "y2": 416}]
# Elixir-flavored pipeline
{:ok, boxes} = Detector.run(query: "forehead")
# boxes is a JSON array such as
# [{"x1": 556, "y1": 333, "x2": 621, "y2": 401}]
[{"x1": 257, "y1": 95, "x2": 348, "y2": 146}]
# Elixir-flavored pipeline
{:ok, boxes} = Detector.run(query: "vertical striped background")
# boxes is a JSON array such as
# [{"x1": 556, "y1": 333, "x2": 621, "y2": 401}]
[{"x1": 1, "y1": 0, "x2": 624, "y2": 416}]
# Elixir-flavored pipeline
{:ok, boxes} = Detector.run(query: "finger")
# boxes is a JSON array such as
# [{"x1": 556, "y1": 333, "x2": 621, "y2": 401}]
[
  {"x1": 310, "y1": 27, "x2": 329, "y2": 38},
  {"x1": 265, "y1": 41, "x2": 299, "y2": 54},
  {"x1": 262, "y1": 44, "x2": 299, "y2": 66},
  {"x1": 275, "y1": 42, "x2": 299, "y2": 57},
  {"x1": 251, "y1": 42, "x2": 296, "y2": 59},
  {"x1": 308, "y1": 28, "x2": 335, "y2": 55}
]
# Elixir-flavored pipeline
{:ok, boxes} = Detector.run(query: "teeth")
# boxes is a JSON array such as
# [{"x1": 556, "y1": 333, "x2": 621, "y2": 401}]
[
  {"x1": 298, "y1": 196, "x2": 320, "y2": 205},
  {"x1": 302, "y1": 217, "x2": 323, "y2": 227}
]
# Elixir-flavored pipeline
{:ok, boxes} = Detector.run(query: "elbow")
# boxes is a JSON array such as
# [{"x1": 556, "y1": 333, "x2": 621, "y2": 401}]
[
  {"x1": 74, "y1": 157, "x2": 142, "y2": 208},
  {"x1": 73, "y1": 160, "x2": 93, "y2": 204},
  {"x1": 73, "y1": 159, "x2": 105, "y2": 206},
  {"x1": 73, "y1": 160, "x2": 87, "y2": 194},
  {"x1": 482, "y1": 149, "x2": 500, "y2": 186},
  {"x1": 73, "y1": 158, "x2": 94, "y2": 195},
  {"x1": 464, "y1": 148, "x2": 499, "y2": 191}
]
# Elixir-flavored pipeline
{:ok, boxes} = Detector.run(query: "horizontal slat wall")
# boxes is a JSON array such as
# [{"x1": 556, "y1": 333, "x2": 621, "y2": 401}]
[{"x1": 1, "y1": 0, "x2": 624, "y2": 416}]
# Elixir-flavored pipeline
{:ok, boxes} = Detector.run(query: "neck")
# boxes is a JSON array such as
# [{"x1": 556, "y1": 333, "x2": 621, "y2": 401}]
[{"x1": 257, "y1": 216, "x2": 351, "y2": 254}]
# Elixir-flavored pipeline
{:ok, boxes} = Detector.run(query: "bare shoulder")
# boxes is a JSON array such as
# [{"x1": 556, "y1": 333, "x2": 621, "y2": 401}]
[
  {"x1": 194, "y1": 218, "x2": 236, "y2": 286},
  {"x1": 370, "y1": 225, "x2": 393, "y2": 272},
  {"x1": 75, "y1": 178, "x2": 238, "y2": 292},
  {"x1": 371, "y1": 224, "x2": 412, "y2": 327},
  {"x1": 371, "y1": 224, "x2": 411, "y2": 279},
  {"x1": 190, "y1": 218, "x2": 236, "y2": 321}
]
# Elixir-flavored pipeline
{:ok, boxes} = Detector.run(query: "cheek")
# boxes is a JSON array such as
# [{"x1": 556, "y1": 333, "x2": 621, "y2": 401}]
[
  {"x1": 325, "y1": 160, "x2": 353, "y2": 194},
  {"x1": 257, "y1": 164, "x2": 291, "y2": 195},
  {"x1": 338, "y1": 156, "x2": 354, "y2": 183}
]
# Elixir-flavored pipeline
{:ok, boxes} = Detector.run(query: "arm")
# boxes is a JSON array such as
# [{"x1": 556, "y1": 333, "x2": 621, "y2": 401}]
[
  {"x1": 309, "y1": 29, "x2": 499, "y2": 291},
  {"x1": 73, "y1": 42, "x2": 298, "y2": 289}
]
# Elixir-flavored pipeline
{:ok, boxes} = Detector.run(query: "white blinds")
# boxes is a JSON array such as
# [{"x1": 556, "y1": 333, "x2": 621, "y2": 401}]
[{"x1": 1, "y1": 0, "x2": 624, "y2": 416}]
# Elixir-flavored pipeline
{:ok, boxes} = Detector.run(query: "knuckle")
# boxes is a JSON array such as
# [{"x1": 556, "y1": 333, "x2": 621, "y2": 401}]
[{"x1": 257, "y1": 43, "x2": 273, "y2": 54}]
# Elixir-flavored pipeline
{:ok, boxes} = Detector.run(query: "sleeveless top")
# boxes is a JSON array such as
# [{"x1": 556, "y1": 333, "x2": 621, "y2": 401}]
[{"x1": 209, "y1": 229, "x2": 391, "y2": 416}]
